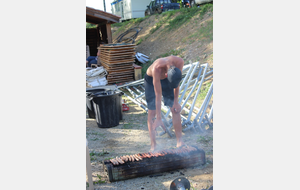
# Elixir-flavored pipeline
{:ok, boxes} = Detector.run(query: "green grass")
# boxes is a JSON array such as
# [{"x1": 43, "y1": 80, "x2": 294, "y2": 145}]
[
  {"x1": 187, "y1": 82, "x2": 212, "y2": 108},
  {"x1": 185, "y1": 19, "x2": 213, "y2": 43},
  {"x1": 197, "y1": 135, "x2": 213, "y2": 145},
  {"x1": 90, "y1": 137, "x2": 99, "y2": 141},
  {"x1": 166, "y1": 3, "x2": 213, "y2": 31},
  {"x1": 112, "y1": 3, "x2": 213, "y2": 78},
  {"x1": 136, "y1": 38, "x2": 143, "y2": 45},
  {"x1": 89, "y1": 149, "x2": 109, "y2": 157},
  {"x1": 112, "y1": 17, "x2": 147, "y2": 34},
  {"x1": 157, "y1": 48, "x2": 185, "y2": 58},
  {"x1": 104, "y1": 157, "x2": 114, "y2": 160},
  {"x1": 199, "y1": 82, "x2": 212, "y2": 100},
  {"x1": 94, "y1": 174, "x2": 105, "y2": 184},
  {"x1": 123, "y1": 123, "x2": 133, "y2": 129},
  {"x1": 86, "y1": 22, "x2": 97, "y2": 28},
  {"x1": 88, "y1": 132, "x2": 105, "y2": 137},
  {"x1": 112, "y1": 3, "x2": 212, "y2": 40}
]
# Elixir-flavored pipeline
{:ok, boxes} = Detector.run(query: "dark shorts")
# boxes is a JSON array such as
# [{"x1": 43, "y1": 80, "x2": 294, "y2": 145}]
[{"x1": 144, "y1": 74, "x2": 174, "y2": 110}]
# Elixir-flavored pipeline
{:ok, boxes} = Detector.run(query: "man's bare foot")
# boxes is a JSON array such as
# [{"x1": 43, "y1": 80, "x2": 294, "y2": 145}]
[
  {"x1": 149, "y1": 144, "x2": 156, "y2": 152},
  {"x1": 176, "y1": 142, "x2": 185, "y2": 148},
  {"x1": 149, "y1": 143, "x2": 165, "y2": 152}
]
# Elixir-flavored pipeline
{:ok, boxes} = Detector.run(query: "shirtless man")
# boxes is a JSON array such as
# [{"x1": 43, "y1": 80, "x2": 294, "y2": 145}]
[{"x1": 144, "y1": 55, "x2": 184, "y2": 152}]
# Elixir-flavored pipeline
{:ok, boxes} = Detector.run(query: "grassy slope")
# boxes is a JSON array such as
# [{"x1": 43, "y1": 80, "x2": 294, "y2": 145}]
[{"x1": 111, "y1": 4, "x2": 213, "y2": 77}]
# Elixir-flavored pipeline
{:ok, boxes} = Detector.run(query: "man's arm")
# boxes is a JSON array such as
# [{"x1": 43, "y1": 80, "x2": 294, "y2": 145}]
[
  {"x1": 152, "y1": 65, "x2": 163, "y2": 120},
  {"x1": 172, "y1": 57, "x2": 184, "y2": 113}
]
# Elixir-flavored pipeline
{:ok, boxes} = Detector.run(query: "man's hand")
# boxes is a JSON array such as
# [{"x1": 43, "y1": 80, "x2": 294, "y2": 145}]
[
  {"x1": 153, "y1": 117, "x2": 166, "y2": 134},
  {"x1": 172, "y1": 102, "x2": 181, "y2": 114}
]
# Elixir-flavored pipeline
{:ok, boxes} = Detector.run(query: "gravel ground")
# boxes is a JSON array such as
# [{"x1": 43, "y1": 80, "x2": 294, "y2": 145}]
[{"x1": 86, "y1": 98, "x2": 213, "y2": 190}]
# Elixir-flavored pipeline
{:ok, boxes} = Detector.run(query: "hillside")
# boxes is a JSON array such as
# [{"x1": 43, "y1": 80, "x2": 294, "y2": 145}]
[{"x1": 111, "y1": 4, "x2": 213, "y2": 72}]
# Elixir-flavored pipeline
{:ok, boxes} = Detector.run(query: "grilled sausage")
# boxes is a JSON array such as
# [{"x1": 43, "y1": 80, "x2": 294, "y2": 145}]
[
  {"x1": 121, "y1": 156, "x2": 128, "y2": 162},
  {"x1": 124, "y1": 155, "x2": 129, "y2": 162},
  {"x1": 137, "y1": 154, "x2": 144, "y2": 160},
  {"x1": 126, "y1": 155, "x2": 131, "y2": 162},
  {"x1": 183, "y1": 148, "x2": 189, "y2": 153},
  {"x1": 133, "y1": 155, "x2": 140, "y2": 161},
  {"x1": 116, "y1": 157, "x2": 124, "y2": 164},
  {"x1": 118, "y1": 157, "x2": 125, "y2": 164},
  {"x1": 130, "y1": 155, "x2": 135, "y2": 162},
  {"x1": 109, "y1": 159, "x2": 115, "y2": 165},
  {"x1": 110, "y1": 159, "x2": 118, "y2": 165},
  {"x1": 136, "y1": 154, "x2": 143, "y2": 160}
]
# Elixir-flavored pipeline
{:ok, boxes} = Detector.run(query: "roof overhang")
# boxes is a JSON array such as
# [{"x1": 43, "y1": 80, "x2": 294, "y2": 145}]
[{"x1": 86, "y1": 6, "x2": 121, "y2": 25}]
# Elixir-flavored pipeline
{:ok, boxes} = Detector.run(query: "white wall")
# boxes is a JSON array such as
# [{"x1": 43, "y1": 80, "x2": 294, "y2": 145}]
[{"x1": 123, "y1": 0, "x2": 151, "y2": 20}]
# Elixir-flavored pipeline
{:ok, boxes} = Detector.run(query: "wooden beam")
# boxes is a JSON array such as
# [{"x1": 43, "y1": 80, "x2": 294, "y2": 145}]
[{"x1": 106, "y1": 23, "x2": 112, "y2": 44}]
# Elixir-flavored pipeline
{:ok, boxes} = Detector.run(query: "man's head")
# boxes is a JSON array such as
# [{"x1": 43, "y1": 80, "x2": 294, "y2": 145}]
[{"x1": 167, "y1": 66, "x2": 182, "y2": 88}]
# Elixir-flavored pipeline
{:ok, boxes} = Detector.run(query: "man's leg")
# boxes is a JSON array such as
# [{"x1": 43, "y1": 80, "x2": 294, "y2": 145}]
[
  {"x1": 147, "y1": 109, "x2": 157, "y2": 152},
  {"x1": 171, "y1": 109, "x2": 184, "y2": 148}
]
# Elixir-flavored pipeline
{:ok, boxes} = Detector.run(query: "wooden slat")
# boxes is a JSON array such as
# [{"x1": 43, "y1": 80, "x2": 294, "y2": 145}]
[
  {"x1": 102, "y1": 65, "x2": 133, "y2": 70},
  {"x1": 108, "y1": 69, "x2": 134, "y2": 74},
  {"x1": 100, "y1": 46, "x2": 136, "y2": 50},
  {"x1": 101, "y1": 59, "x2": 135, "y2": 65},
  {"x1": 101, "y1": 62, "x2": 133, "y2": 67},
  {"x1": 100, "y1": 43, "x2": 136, "y2": 48},
  {"x1": 100, "y1": 55, "x2": 135, "y2": 60},
  {"x1": 100, "y1": 53, "x2": 135, "y2": 59},
  {"x1": 101, "y1": 60, "x2": 134, "y2": 65}
]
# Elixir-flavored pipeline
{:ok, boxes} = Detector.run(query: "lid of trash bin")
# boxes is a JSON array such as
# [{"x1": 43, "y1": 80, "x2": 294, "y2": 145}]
[
  {"x1": 90, "y1": 90, "x2": 122, "y2": 98},
  {"x1": 133, "y1": 63, "x2": 142, "y2": 69}
]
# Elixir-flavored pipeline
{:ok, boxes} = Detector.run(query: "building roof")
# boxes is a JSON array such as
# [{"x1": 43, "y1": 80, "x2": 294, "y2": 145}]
[{"x1": 86, "y1": 6, "x2": 121, "y2": 24}]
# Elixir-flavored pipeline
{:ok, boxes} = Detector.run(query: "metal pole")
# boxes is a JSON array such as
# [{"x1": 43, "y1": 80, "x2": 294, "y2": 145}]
[
  {"x1": 183, "y1": 82, "x2": 213, "y2": 132},
  {"x1": 194, "y1": 82, "x2": 213, "y2": 121},
  {"x1": 195, "y1": 88, "x2": 213, "y2": 131},
  {"x1": 122, "y1": 92, "x2": 148, "y2": 112},
  {"x1": 103, "y1": 0, "x2": 106, "y2": 12},
  {"x1": 208, "y1": 104, "x2": 213, "y2": 121},
  {"x1": 186, "y1": 63, "x2": 208, "y2": 122}
]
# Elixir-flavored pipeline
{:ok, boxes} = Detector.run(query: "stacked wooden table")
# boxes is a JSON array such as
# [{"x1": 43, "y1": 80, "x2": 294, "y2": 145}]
[{"x1": 99, "y1": 43, "x2": 136, "y2": 85}]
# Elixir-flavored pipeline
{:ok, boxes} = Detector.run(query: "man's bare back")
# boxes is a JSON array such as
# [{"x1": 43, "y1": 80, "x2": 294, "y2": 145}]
[{"x1": 146, "y1": 55, "x2": 184, "y2": 79}]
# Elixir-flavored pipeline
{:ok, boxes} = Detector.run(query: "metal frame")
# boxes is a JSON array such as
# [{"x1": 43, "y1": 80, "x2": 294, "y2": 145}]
[{"x1": 94, "y1": 61, "x2": 214, "y2": 137}]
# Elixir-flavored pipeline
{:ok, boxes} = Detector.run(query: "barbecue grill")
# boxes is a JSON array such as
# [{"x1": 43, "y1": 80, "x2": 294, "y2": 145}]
[{"x1": 103, "y1": 145, "x2": 206, "y2": 182}]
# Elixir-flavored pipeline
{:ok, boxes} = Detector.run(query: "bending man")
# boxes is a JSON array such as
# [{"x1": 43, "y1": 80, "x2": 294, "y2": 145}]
[{"x1": 144, "y1": 55, "x2": 184, "y2": 152}]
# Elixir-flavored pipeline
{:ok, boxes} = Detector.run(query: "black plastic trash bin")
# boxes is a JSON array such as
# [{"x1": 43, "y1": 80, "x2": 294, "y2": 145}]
[
  {"x1": 86, "y1": 88, "x2": 113, "y2": 119},
  {"x1": 90, "y1": 90, "x2": 123, "y2": 128},
  {"x1": 86, "y1": 89, "x2": 105, "y2": 119}
]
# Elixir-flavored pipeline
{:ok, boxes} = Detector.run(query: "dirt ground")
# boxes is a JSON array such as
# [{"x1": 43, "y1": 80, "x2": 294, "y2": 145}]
[{"x1": 86, "y1": 97, "x2": 213, "y2": 190}]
